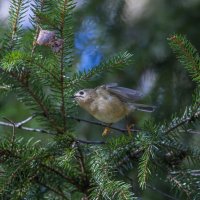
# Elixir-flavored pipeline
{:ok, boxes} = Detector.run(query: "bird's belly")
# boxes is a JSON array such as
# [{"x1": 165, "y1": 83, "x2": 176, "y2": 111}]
[{"x1": 89, "y1": 96, "x2": 128, "y2": 123}]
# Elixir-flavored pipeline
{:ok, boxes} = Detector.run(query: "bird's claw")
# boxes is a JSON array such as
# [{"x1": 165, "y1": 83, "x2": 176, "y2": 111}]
[{"x1": 102, "y1": 127, "x2": 111, "y2": 136}]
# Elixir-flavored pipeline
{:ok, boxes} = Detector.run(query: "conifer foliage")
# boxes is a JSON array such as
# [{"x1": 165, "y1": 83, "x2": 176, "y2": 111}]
[{"x1": 0, "y1": 1, "x2": 200, "y2": 199}]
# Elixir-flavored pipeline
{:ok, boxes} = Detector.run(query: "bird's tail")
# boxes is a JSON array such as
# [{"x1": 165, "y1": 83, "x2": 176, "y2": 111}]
[{"x1": 132, "y1": 103, "x2": 156, "y2": 112}]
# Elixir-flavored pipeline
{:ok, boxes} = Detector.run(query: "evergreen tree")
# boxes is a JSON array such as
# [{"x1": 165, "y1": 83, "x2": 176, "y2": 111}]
[{"x1": 0, "y1": 1, "x2": 199, "y2": 199}]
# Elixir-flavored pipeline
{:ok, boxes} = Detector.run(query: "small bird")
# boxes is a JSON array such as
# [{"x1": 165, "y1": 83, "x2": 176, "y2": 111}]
[{"x1": 73, "y1": 83, "x2": 155, "y2": 136}]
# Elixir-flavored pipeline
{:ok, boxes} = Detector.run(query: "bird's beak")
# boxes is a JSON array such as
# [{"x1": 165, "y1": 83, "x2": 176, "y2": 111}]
[{"x1": 70, "y1": 95, "x2": 81, "y2": 99}]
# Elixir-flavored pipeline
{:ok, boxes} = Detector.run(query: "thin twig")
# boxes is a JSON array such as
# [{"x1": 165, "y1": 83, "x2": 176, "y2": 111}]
[
  {"x1": 67, "y1": 116, "x2": 140, "y2": 133},
  {"x1": 76, "y1": 139, "x2": 105, "y2": 145},
  {"x1": 180, "y1": 129, "x2": 200, "y2": 135},
  {"x1": 0, "y1": 119, "x2": 106, "y2": 144},
  {"x1": 170, "y1": 169, "x2": 200, "y2": 177},
  {"x1": 0, "y1": 85, "x2": 10, "y2": 90},
  {"x1": 0, "y1": 120, "x2": 55, "y2": 135},
  {"x1": 167, "y1": 174, "x2": 191, "y2": 198},
  {"x1": 15, "y1": 115, "x2": 36, "y2": 127},
  {"x1": 116, "y1": 149, "x2": 142, "y2": 168}
]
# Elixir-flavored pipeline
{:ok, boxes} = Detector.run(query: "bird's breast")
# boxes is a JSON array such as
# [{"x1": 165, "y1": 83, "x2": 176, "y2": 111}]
[{"x1": 88, "y1": 95, "x2": 129, "y2": 123}]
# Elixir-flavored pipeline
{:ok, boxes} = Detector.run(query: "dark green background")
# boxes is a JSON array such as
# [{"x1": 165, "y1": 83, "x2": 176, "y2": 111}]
[{"x1": 0, "y1": 0, "x2": 200, "y2": 199}]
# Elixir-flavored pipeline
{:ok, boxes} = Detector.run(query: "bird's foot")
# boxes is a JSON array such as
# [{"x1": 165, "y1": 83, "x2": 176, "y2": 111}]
[
  {"x1": 102, "y1": 127, "x2": 111, "y2": 136},
  {"x1": 126, "y1": 124, "x2": 134, "y2": 136}
]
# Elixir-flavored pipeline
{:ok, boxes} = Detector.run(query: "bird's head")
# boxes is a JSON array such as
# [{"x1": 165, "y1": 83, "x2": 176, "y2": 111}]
[{"x1": 73, "y1": 89, "x2": 96, "y2": 106}]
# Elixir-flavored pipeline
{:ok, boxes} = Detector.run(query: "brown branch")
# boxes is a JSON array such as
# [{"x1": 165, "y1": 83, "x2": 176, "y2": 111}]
[
  {"x1": 75, "y1": 143, "x2": 90, "y2": 192},
  {"x1": 11, "y1": 0, "x2": 23, "y2": 39},
  {"x1": 59, "y1": 0, "x2": 68, "y2": 132}
]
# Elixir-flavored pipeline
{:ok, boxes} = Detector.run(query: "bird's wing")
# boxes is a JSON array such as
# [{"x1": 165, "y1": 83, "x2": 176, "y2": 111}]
[{"x1": 102, "y1": 83, "x2": 144, "y2": 102}]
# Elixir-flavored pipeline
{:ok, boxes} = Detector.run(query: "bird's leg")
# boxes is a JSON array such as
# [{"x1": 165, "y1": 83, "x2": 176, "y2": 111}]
[
  {"x1": 102, "y1": 123, "x2": 112, "y2": 136},
  {"x1": 126, "y1": 123, "x2": 134, "y2": 136},
  {"x1": 125, "y1": 116, "x2": 134, "y2": 136}
]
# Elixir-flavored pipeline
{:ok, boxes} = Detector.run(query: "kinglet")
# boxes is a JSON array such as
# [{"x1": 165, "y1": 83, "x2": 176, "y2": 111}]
[{"x1": 73, "y1": 83, "x2": 155, "y2": 135}]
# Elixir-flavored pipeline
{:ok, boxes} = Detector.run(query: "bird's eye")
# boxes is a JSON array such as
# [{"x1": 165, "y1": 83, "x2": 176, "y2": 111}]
[{"x1": 79, "y1": 91, "x2": 84, "y2": 95}]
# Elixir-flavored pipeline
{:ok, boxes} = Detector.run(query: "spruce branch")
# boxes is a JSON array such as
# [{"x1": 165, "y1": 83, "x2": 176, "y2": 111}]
[
  {"x1": 138, "y1": 146, "x2": 153, "y2": 189},
  {"x1": 147, "y1": 184, "x2": 178, "y2": 200},
  {"x1": 66, "y1": 51, "x2": 134, "y2": 88},
  {"x1": 7, "y1": 0, "x2": 30, "y2": 50},
  {"x1": 179, "y1": 129, "x2": 200, "y2": 135},
  {"x1": 0, "y1": 120, "x2": 55, "y2": 135},
  {"x1": 0, "y1": 139, "x2": 85, "y2": 196},
  {"x1": 29, "y1": 57, "x2": 60, "y2": 82},
  {"x1": 14, "y1": 115, "x2": 36, "y2": 127},
  {"x1": 89, "y1": 148, "x2": 136, "y2": 199},
  {"x1": 53, "y1": 0, "x2": 76, "y2": 131},
  {"x1": 168, "y1": 34, "x2": 200, "y2": 84},
  {"x1": 36, "y1": 179, "x2": 70, "y2": 200},
  {"x1": 75, "y1": 143, "x2": 90, "y2": 197},
  {"x1": 167, "y1": 173, "x2": 192, "y2": 198},
  {"x1": 58, "y1": 0, "x2": 68, "y2": 132},
  {"x1": 41, "y1": 164, "x2": 84, "y2": 192},
  {"x1": 0, "y1": 118, "x2": 107, "y2": 144},
  {"x1": 4, "y1": 70, "x2": 63, "y2": 133},
  {"x1": 162, "y1": 104, "x2": 200, "y2": 135},
  {"x1": 0, "y1": 149, "x2": 43, "y2": 196}
]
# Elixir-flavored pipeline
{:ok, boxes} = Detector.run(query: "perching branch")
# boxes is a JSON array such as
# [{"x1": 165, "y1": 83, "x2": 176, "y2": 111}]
[
  {"x1": 0, "y1": 118, "x2": 55, "y2": 135},
  {"x1": 14, "y1": 115, "x2": 36, "y2": 127},
  {"x1": 67, "y1": 115, "x2": 141, "y2": 133},
  {"x1": 0, "y1": 117, "x2": 106, "y2": 145}
]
